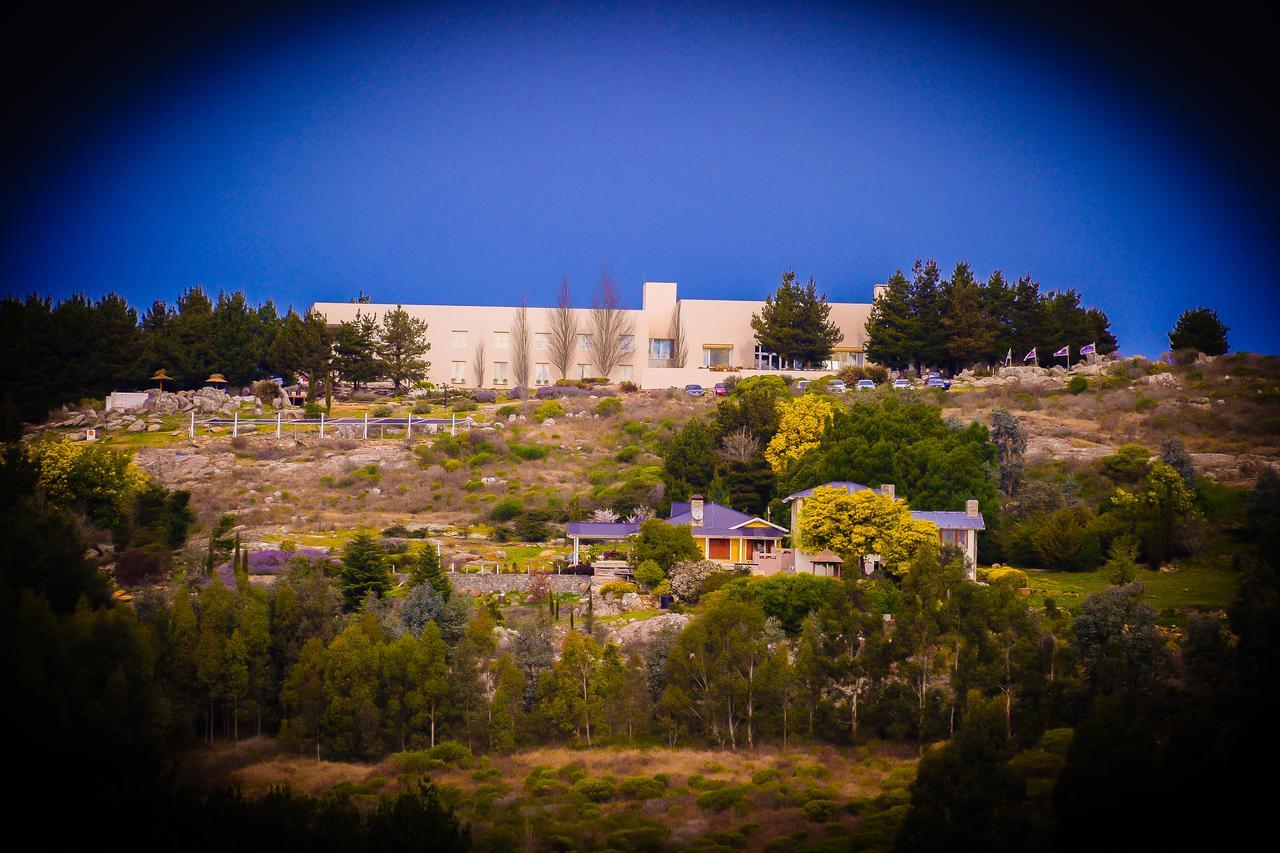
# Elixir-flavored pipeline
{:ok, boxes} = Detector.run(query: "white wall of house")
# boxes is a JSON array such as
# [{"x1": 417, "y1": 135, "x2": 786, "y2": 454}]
[{"x1": 312, "y1": 280, "x2": 877, "y2": 390}]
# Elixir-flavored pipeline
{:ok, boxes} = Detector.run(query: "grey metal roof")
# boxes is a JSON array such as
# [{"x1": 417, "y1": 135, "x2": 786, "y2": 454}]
[
  {"x1": 910, "y1": 511, "x2": 986, "y2": 531},
  {"x1": 783, "y1": 481, "x2": 878, "y2": 502}
]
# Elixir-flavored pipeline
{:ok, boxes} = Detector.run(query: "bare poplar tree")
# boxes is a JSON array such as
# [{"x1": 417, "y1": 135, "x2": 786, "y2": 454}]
[
  {"x1": 549, "y1": 276, "x2": 577, "y2": 379},
  {"x1": 511, "y1": 300, "x2": 532, "y2": 394},
  {"x1": 590, "y1": 268, "x2": 636, "y2": 377},
  {"x1": 718, "y1": 427, "x2": 760, "y2": 464},
  {"x1": 670, "y1": 304, "x2": 688, "y2": 368},
  {"x1": 472, "y1": 339, "x2": 486, "y2": 388}
]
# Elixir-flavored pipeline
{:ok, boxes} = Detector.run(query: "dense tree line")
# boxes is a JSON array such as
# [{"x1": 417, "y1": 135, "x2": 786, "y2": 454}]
[
  {"x1": 865, "y1": 260, "x2": 1116, "y2": 375},
  {"x1": 0, "y1": 288, "x2": 430, "y2": 425}
]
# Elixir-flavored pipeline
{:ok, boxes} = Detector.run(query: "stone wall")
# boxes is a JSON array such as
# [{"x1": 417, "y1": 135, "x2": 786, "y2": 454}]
[{"x1": 447, "y1": 572, "x2": 591, "y2": 595}]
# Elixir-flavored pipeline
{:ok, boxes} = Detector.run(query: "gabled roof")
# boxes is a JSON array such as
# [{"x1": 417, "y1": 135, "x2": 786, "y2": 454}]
[
  {"x1": 910, "y1": 511, "x2": 986, "y2": 531},
  {"x1": 783, "y1": 481, "x2": 880, "y2": 503},
  {"x1": 567, "y1": 499, "x2": 789, "y2": 541},
  {"x1": 810, "y1": 549, "x2": 844, "y2": 563}
]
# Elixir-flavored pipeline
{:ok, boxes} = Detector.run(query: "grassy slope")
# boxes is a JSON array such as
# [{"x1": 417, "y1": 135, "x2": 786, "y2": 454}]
[{"x1": 180, "y1": 737, "x2": 918, "y2": 852}]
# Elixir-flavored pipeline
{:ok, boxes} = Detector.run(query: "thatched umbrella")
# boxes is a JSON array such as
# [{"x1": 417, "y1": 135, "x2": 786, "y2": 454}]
[
  {"x1": 205, "y1": 373, "x2": 228, "y2": 388},
  {"x1": 150, "y1": 369, "x2": 173, "y2": 392}
]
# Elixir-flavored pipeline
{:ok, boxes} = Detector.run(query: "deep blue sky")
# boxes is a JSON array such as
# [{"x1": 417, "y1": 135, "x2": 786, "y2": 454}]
[{"x1": 3, "y1": 0, "x2": 1276, "y2": 357}]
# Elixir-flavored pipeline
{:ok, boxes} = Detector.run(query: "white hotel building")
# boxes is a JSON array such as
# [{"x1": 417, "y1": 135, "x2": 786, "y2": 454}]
[{"x1": 312, "y1": 280, "x2": 882, "y2": 390}]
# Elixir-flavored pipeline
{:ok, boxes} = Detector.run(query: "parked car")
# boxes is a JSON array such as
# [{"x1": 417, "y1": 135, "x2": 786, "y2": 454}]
[
  {"x1": 855, "y1": 379, "x2": 876, "y2": 391},
  {"x1": 713, "y1": 382, "x2": 729, "y2": 396},
  {"x1": 684, "y1": 384, "x2": 706, "y2": 397},
  {"x1": 796, "y1": 380, "x2": 811, "y2": 391},
  {"x1": 926, "y1": 377, "x2": 951, "y2": 391},
  {"x1": 892, "y1": 378, "x2": 912, "y2": 389},
  {"x1": 826, "y1": 379, "x2": 847, "y2": 393}
]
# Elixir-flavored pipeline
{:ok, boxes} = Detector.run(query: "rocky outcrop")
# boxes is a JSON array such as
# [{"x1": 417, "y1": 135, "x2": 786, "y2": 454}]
[{"x1": 614, "y1": 613, "x2": 689, "y2": 648}]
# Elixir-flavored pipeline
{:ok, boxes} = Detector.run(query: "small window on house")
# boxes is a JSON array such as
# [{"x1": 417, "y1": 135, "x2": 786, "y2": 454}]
[
  {"x1": 577, "y1": 363, "x2": 591, "y2": 380},
  {"x1": 618, "y1": 364, "x2": 633, "y2": 382},
  {"x1": 578, "y1": 333, "x2": 593, "y2": 350},
  {"x1": 452, "y1": 330, "x2": 469, "y2": 348},
  {"x1": 649, "y1": 338, "x2": 673, "y2": 359},
  {"x1": 451, "y1": 361, "x2": 466, "y2": 383},
  {"x1": 493, "y1": 331, "x2": 510, "y2": 349},
  {"x1": 535, "y1": 332, "x2": 550, "y2": 351},
  {"x1": 620, "y1": 334, "x2": 635, "y2": 353},
  {"x1": 535, "y1": 363, "x2": 550, "y2": 384},
  {"x1": 493, "y1": 362, "x2": 508, "y2": 384}
]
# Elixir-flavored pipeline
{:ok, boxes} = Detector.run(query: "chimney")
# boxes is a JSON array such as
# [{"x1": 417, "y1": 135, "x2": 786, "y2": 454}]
[
  {"x1": 690, "y1": 495, "x2": 705, "y2": 527},
  {"x1": 881, "y1": 484, "x2": 895, "y2": 501},
  {"x1": 966, "y1": 499, "x2": 980, "y2": 518}
]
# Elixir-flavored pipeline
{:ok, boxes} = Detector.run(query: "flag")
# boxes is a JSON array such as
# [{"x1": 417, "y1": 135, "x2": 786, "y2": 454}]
[
  {"x1": 1054, "y1": 345, "x2": 1069, "y2": 357},
  {"x1": 1023, "y1": 348, "x2": 1036, "y2": 362},
  {"x1": 1080, "y1": 342, "x2": 1096, "y2": 356},
  {"x1": 1005, "y1": 348, "x2": 1012, "y2": 365}
]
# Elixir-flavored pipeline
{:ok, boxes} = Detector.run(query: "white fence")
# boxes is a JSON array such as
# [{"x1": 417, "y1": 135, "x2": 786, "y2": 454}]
[{"x1": 192, "y1": 412, "x2": 475, "y2": 439}]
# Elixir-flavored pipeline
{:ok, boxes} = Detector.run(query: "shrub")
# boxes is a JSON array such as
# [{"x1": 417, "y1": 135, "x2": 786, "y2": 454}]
[
  {"x1": 696, "y1": 786, "x2": 746, "y2": 812},
  {"x1": 573, "y1": 777, "x2": 616, "y2": 802},
  {"x1": 615, "y1": 444, "x2": 641, "y2": 463},
  {"x1": 371, "y1": 404, "x2": 394, "y2": 417},
  {"x1": 473, "y1": 389, "x2": 498, "y2": 403},
  {"x1": 1067, "y1": 375, "x2": 1089, "y2": 394},
  {"x1": 412, "y1": 400, "x2": 433, "y2": 415},
  {"x1": 490, "y1": 498, "x2": 523, "y2": 522},
  {"x1": 865, "y1": 364, "x2": 889, "y2": 384},
  {"x1": 802, "y1": 799, "x2": 837, "y2": 822},
  {"x1": 428, "y1": 741, "x2": 471, "y2": 765},
  {"x1": 619, "y1": 380, "x2": 639, "y2": 393},
  {"x1": 751, "y1": 768, "x2": 780, "y2": 785},
  {"x1": 509, "y1": 443, "x2": 548, "y2": 461},
  {"x1": 534, "y1": 401, "x2": 565, "y2": 420},
  {"x1": 451, "y1": 399, "x2": 478, "y2": 412},
  {"x1": 986, "y1": 567, "x2": 1029, "y2": 588},
  {"x1": 596, "y1": 397, "x2": 623, "y2": 417},
  {"x1": 1134, "y1": 395, "x2": 1158, "y2": 412},
  {"x1": 252, "y1": 380, "x2": 280, "y2": 404},
  {"x1": 669, "y1": 559, "x2": 733, "y2": 603},
  {"x1": 599, "y1": 580, "x2": 638, "y2": 597},
  {"x1": 633, "y1": 559, "x2": 664, "y2": 589},
  {"x1": 303, "y1": 401, "x2": 324, "y2": 418},
  {"x1": 619, "y1": 776, "x2": 666, "y2": 800},
  {"x1": 497, "y1": 404, "x2": 520, "y2": 418}
]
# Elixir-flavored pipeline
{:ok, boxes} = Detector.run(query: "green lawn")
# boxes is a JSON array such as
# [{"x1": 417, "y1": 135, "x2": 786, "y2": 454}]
[{"x1": 1026, "y1": 564, "x2": 1239, "y2": 617}]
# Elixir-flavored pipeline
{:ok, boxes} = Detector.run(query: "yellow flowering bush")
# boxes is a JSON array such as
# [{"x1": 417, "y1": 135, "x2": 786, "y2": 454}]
[
  {"x1": 797, "y1": 485, "x2": 939, "y2": 576},
  {"x1": 29, "y1": 437, "x2": 148, "y2": 524},
  {"x1": 764, "y1": 394, "x2": 835, "y2": 474}
]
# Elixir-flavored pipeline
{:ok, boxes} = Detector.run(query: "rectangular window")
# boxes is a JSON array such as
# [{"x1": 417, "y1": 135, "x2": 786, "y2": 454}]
[
  {"x1": 577, "y1": 363, "x2": 591, "y2": 380},
  {"x1": 708, "y1": 538, "x2": 731, "y2": 560},
  {"x1": 452, "y1": 330, "x2": 469, "y2": 348},
  {"x1": 578, "y1": 333, "x2": 593, "y2": 350},
  {"x1": 535, "y1": 332, "x2": 550, "y2": 351},
  {"x1": 618, "y1": 364, "x2": 633, "y2": 382},
  {"x1": 702, "y1": 345, "x2": 733, "y2": 368},
  {"x1": 493, "y1": 361, "x2": 508, "y2": 384},
  {"x1": 493, "y1": 331, "x2": 510, "y2": 350},
  {"x1": 535, "y1": 363, "x2": 550, "y2": 384},
  {"x1": 451, "y1": 361, "x2": 466, "y2": 383},
  {"x1": 649, "y1": 338, "x2": 673, "y2": 359},
  {"x1": 620, "y1": 334, "x2": 635, "y2": 353}
]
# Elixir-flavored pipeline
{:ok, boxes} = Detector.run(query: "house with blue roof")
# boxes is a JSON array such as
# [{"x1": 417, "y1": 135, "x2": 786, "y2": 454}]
[
  {"x1": 566, "y1": 495, "x2": 787, "y2": 568},
  {"x1": 782, "y1": 481, "x2": 985, "y2": 579}
]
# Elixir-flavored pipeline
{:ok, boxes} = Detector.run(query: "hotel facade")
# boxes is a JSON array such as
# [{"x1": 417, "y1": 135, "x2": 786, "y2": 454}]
[{"x1": 313, "y1": 280, "x2": 883, "y2": 390}]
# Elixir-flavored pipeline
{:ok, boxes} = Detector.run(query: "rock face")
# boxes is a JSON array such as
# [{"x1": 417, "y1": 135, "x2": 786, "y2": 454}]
[{"x1": 614, "y1": 613, "x2": 689, "y2": 648}]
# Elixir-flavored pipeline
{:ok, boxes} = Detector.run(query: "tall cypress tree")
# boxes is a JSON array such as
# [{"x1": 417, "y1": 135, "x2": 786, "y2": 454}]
[
  {"x1": 750, "y1": 271, "x2": 843, "y2": 368},
  {"x1": 864, "y1": 269, "x2": 916, "y2": 371}
]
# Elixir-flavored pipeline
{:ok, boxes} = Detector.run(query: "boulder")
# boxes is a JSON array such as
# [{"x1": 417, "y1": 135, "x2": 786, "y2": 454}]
[
  {"x1": 615, "y1": 613, "x2": 689, "y2": 647},
  {"x1": 146, "y1": 423, "x2": 162, "y2": 432},
  {"x1": 127, "y1": 419, "x2": 147, "y2": 433}
]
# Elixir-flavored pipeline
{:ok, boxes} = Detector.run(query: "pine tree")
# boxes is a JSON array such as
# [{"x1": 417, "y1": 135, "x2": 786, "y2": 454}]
[
  {"x1": 412, "y1": 546, "x2": 450, "y2": 599},
  {"x1": 940, "y1": 261, "x2": 998, "y2": 370},
  {"x1": 750, "y1": 270, "x2": 843, "y2": 367},
  {"x1": 377, "y1": 305, "x2": 431, "y2": 393},
  {"x1": 864, "y1": 269, "x2": 916, "y2": 371},
  {"x1": 333, "y1": 311, "x2": 384, "y2": 390},
  {"x1": 340, "y1": 531, "x2": 390, "y2": 611},
  {"x1": 1168, "y1": 307, "x2": 1229, "y2": 356}
]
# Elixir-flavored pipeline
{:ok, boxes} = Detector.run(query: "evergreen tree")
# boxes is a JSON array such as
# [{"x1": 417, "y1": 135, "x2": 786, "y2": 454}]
[
  {"x1": 750, "y1": 270, "x2": 843, "y2": 367},
  {"x1": 940, "y1": 261, "x2": 998, "y2": 370},
  {"x1": 333, "y1": 310, "x2": 383, "y2": 390},
  {"x1": 377, "y1": 305, "x2": 431, "y2": 393},
  {"x1": 411, "y1": 545, "x2": 450, "y2": 599},
  {"x1": 864, "y1": 269, "x2": 917, "y2": 371},
  {"x1": 340, "y1": 531, "x2": 390, "y2": 611},
  {"x1": 323, "y1": 623, "x2": 383, "y2": 759},
  {"x1": 1168, "y1": 306, "x2": 1229, "y2": 355}
]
